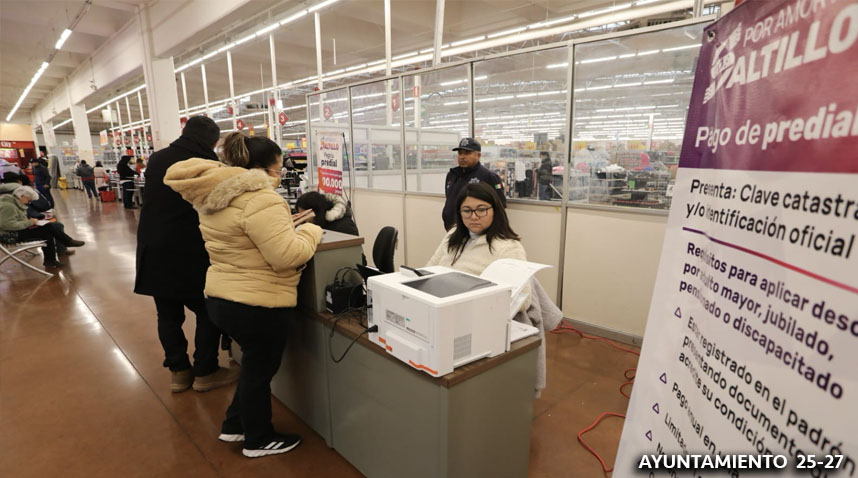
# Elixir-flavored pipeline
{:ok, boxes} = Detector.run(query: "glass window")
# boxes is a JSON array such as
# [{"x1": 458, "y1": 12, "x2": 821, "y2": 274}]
[
  {"x1": 401, "y1": 65, "x2": 470, "y2": 194},
  {"x1": 308, "y1": 87, "x2": 351, "y2": 193},
  {"x1": 350, "y1": 78, "x2": 403, "y2": 191},
  {"x1": 278, "y1": 86, "x2": 311, "y2": 172},
  {"x1": 474, "y1": 47, "x2": 569, "y2": 202},
  {"x1": 570, "y1": 23, "x2": 705, "y2": 210}
]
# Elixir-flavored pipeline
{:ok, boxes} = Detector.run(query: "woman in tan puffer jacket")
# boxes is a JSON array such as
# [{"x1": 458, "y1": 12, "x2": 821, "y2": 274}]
[{"x1": 165, "y1": 133, "x2": 322, "y2": 458}]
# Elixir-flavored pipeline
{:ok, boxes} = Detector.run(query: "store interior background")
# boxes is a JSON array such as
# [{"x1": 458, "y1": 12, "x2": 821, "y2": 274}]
[{"x1": 1, "y1": 0, "x2": 730, "y2": 344}]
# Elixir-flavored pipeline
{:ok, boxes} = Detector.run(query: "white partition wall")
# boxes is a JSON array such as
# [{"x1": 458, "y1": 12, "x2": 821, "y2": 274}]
[
  {"x1": 562, "y1": 208, "x2": 667, "y2": 337},
  {"x1": 505, "y1": 202, "x2": 563, "y2": 303},
  {"x1": 351, "y1": 189, "x2": 405, "y2": 269},
  {"x1": 402, "y1": 194, "x2": 447, "y2": 268}
]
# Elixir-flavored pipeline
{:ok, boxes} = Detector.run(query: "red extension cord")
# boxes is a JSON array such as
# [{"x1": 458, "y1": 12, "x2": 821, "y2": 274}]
[{"x1": 551, "y1": 322, "x2": 641, "y2": 474}]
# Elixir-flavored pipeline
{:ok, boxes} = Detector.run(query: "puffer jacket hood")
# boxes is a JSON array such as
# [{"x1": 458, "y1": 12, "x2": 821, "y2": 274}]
[
  {"x1": 324, "y1": 193, "x2": 348, "y2": 222},
  {"x1": 164, "y1": 158, "x2": 276, "y2": 214}
]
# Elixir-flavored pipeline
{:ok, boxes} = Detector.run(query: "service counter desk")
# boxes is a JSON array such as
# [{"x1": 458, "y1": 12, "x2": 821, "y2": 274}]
[{"x1": 234, "y1": 230, "x2": 539, "y2": 478}]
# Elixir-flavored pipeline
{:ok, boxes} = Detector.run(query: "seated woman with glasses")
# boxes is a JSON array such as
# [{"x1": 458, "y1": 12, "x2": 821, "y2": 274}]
[{"x1": 426, "y1": 181, "x2": 531, "y2": 311}]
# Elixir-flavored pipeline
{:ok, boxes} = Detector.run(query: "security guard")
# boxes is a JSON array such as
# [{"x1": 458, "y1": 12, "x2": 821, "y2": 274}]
[{"x1": 442, "y1": 137, "x2": 506, "y2": 230}]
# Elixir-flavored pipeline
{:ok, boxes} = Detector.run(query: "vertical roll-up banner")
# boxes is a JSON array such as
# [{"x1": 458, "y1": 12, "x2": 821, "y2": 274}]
[
  {"x1": 616, "y1": 1, "x2": 858, "y2": 476},
  {"x1": 316, "y1": 131, "x2": 344, "y2": 195}
]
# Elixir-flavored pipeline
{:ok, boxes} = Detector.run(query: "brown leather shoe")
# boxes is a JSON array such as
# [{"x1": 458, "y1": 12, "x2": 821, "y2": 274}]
[
  {"x1": 171, "y1": 369, "x2": 194, "y2": 393},
  {"x1": 193, "y1": 366, "x2": 240, "y2": 392}
]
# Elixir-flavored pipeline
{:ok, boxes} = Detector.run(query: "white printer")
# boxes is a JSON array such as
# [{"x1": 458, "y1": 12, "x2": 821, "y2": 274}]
[{"x1": 367, "y1": 266, "x2": 511, "y2": 377}]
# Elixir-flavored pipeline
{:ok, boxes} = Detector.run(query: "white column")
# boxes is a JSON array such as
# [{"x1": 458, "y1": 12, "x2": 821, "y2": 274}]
[
  {"x1": 137, "y1": 90, "x2": 149, "y2": 152},
  {"x1": 433, "y1": 0, "x2": 446, "y2": 66},
  {"x1": 180, "y1": 72, "x2": 189, "y2": 114},
  {"x1": 269, "y1": 34, "x2": 281, "y2": 146},
  {"x1": 125, "y1": 96, "x2": 135, "y2": 151},
  {"x1": 201, "y1": 64, "x2": 210, "y2": 117},
  {"x1": 314, "y1": 12, "x2": 323, "y2": 91},
  {"x1": 140, "y1": 5, "x2": 182, "y2": 149},
  {"x1": 385, "y1": 0, "x2": 393, "y2": 126},
  {"x1": 69, "y1": 103, "x2": 95, "y2": 163},
  {"x1": 115, "y1": 101, "x2": 125, "y2": 150},
  {"x1": 227, "y1": 51, "x2": 237, "y2": 131},
  {"x1": 42, "y1": 120, "x2": 59, "y2": 160}
]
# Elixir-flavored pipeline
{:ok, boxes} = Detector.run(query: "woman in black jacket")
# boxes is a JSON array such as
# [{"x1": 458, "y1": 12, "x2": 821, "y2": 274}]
[
  {"x1": 294, "y1": 191, "x2": 359, "y2": 236},
  {"x1": 117, "y1": 155, "x2": 137, "y2": 209}
]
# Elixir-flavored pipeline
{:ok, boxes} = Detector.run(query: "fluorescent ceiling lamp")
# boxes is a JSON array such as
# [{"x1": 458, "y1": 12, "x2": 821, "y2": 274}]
[
  {"x1": 579, "y1": 3, "x2": 631, "y2": 18},
  {"x1": 255, "y1": 23, "x2": 280, "y2": 36},
  {"x1": 587, "y1": 85, "x2": 612, "y2": 91},
  {"x1": 618, "y1": 53, "x2": 636, "y2": 59},
  {"x1": 53, "y1": 118, "x2": 72, "y2": 129},
  {"x1": 187, "y1": 58, "x2": 203, "y2": 67},
  {"x1": 281, "y1": 10, "x2": 308, "y2": 25},
  {"x1": 546, "y1": 62, "x2": 569, "y2": 69},
  {"x1": 308, "y1": 0, "x2": 340, "y2": 13},
  {"x1": 663, "y1": 44, "x2": 700, "y2": 52},
  {"x1": 580, "y1": 55, "x2": 617, "y2": 64},
  {"x1": 55, "y1": 29, "x2": 72, "y2": 50},
  {"x1": 488, "y1": 26, "x2": 527, "y2": 39},
  {"x1": 235, "y1": 33, "x2": 257, "y2": 45},
  {"x1": 202, "y1": 51, "x2": 218, "y2": 60},
  {"x1": 643, "y1": 78, "x2": 674, "y2": 85},
  {"x1": 217, "y1": 42, "x2": 237, "y2": 54},
  {"x1": 542, "y1": 15, "x2": 577, "y2": 27},
  {"x1": 392, "y1": 51, "x2": 419, "y2": 60},
  {"x1": 451, "y1": 35, "x2": 486, "y2": 47},
  {"x1": 615, "y1": 81, "x2": 642, "y2": 87}
]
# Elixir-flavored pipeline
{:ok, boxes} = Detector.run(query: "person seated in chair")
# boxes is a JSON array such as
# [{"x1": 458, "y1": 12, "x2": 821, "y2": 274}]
[
  {"x1": 17, "y1": 175, "x2": 74, "y2": 257},
  {"x1": 427, "y1": 181, "x2": 531, "y2": 311},
  {"x1": 293, "y1": 191, "x2": 359, "y2": 236},
  {"x1": 0, "y1": 186, "x2": 85, "y2": 268}
]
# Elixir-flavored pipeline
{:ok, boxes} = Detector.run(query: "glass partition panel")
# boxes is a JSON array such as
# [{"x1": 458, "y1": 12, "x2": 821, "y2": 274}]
[
  {"x1": 350, "y1": 78, "x2": 403, "y2": 191},
  {"x1": 571, "y1": 23, "x2": 705, "y2": 210},
  {"x1": 308, "y1": 87, "x2": 351, "y2": 194},
  {"x1": 279, "y1": 85, "x2": 312, "y2": 172},
  {"x1": 474, "y1": 47, "x2": 569, "y2": 202},
  {"x1": 401, "y1": 65, "x2": 470, "y2": 194}
]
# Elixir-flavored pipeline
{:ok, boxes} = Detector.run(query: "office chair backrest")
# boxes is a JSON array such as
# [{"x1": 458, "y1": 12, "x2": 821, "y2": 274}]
[{"x1": 372, "y1": 226, "x2": 398, "y2": 273}]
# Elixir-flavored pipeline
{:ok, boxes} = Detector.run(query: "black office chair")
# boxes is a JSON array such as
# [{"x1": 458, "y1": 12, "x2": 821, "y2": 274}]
[{"x1": 372, "y1": 226, "x2": 398, "y2": 273}]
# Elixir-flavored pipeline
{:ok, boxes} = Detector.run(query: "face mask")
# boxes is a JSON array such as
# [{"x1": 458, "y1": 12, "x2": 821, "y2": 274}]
[{"x1": 270, "y1": 175, "x2": 281, "y2": 188}]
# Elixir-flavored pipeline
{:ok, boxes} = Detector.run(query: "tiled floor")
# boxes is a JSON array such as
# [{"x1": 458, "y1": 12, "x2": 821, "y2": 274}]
[{"x1": 0, "y1": 189, "x2": 640, "y2": 477}]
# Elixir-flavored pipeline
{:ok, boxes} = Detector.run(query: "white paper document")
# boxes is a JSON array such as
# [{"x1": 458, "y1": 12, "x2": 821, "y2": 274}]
[
  {"x1": 35, "y1": 220, "x2": 50, "y2": 226},
  {"x1": 479, "y1": 258, "x2": 551, "y2": 320}
]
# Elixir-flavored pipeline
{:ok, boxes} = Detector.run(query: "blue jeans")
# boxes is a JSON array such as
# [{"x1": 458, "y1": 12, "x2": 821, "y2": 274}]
[
  {"x1": 82, "y1": 180, "x2": 97, "y2": 198},
  {"x1": 538, "y1": 183, "x2": 552, "y2": 201},
  {"x1": 121, "y1": 181, "x2": 134, "y2": 208}
]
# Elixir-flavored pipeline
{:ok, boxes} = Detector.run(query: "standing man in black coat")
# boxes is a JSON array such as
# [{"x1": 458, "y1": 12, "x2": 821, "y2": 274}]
[
  {"x1": 442, "y1": 137, "x2": 507, "y2": 230},
  {"x1": 135, "y1": 116, "x2": 239, "y2": 393},
  {"x1": 32, "y1": 156, "x2": 54, "y2": 208}
]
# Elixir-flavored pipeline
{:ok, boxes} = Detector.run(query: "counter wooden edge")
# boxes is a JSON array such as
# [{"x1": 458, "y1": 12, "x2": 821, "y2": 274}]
[
  {"x1": 316, "y1": 232, "x2": 364, "y2": 252},
  {"x1": 300, "y1": 309, "x2": 541, "y2": 388}
]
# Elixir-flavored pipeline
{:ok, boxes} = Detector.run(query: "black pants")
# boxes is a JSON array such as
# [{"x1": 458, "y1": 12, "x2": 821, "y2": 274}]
[
  {"x1": 14, "y1": 223, "x2": 73, "y2": 263},
  {"x1": 82, "y1": 179, "x2": 97, "y2": 198},
  {"x1": 36, "y1": 184, "x2": 54, "y2": 208},
  {"x1": 121, "y1": 181, "x2": 134, "y2": 208},
  {"x1": 207, "y1": 296, "x2": 289, "y2": 447},
  {"x1": 153, "y1": 297, "x2": 221, "y2": 377}
]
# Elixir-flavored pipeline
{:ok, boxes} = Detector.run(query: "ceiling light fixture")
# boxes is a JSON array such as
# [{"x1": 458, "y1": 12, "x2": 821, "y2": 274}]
[{"x1": 55, "y1": 29, "x2": 73, "y2": 50}]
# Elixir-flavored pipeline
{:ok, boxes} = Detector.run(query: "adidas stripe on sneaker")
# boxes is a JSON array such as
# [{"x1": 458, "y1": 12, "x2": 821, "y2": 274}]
[
  {"x1": 242, "y1": 434, "x2": 301, "y2": 458},
  {"x1": 218, "y1": 433, "x2": 244, "y2": 442}
]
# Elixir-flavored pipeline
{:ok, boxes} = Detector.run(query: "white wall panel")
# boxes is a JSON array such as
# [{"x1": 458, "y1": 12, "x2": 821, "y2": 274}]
[
  {"x1": 352, "y1": 189, "x2": 405, "y2": 269},
  {"x1": 562, "y1": 208, "x2": 667, "y2": 337}
]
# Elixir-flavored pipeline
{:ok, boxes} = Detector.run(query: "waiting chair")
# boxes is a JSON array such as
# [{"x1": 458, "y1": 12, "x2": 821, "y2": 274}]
[
  {"x1": 0, "y1": 238, "x2": 54, "y2": 277},
  {"x1": 372, "y1": 226, "x2": 398, "y2": 273}
]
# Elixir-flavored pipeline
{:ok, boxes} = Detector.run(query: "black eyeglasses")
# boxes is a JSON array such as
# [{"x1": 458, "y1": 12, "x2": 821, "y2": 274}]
[{"x1": 460, "y1": 206, "x2": 492, "y2": 218}]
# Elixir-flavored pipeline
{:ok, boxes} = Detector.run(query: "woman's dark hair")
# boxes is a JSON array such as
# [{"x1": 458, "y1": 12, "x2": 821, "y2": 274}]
[
  {"x1": 295, "y1": 191, "x2": 330, "y2": 227},
  {"x1": 221, "y1": 132, "x2": 281, "y2": 170},
  {"x1": 19, "y1": 174, "x2": 31, "y2": 186},
  {"x1": 95, "y1": 161, "x2": 103, "y2": 167},
  {"x1": 447, "y1": 181, "x2": 518, "y2": 265}
]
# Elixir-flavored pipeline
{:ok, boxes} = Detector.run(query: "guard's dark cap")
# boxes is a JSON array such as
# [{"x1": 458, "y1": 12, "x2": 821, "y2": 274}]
[{"x1": 452, "y1": 137, "x2": 481, "y2": 152}]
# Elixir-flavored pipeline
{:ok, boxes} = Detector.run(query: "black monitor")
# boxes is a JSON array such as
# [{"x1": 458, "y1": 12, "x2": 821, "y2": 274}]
[{"x1": 356, "y1": 263, "x2": 384, "y2": 281}]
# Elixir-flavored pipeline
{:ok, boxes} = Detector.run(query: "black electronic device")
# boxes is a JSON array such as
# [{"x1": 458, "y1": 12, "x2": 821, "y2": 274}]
[{"x1": 325, "y1": 267, "x2": 364, "y2": 314}]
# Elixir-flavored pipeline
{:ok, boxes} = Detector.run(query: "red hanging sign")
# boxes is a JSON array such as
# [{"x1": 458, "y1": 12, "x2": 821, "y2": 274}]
[
  {"x1": 269, "y1": 97, "x2": 276, "y2": 107},
  {"x1": 180, "y1": 117, "x2": 188, "y2": 129},
  {"x1": 323, "y1": 104, "x2": 333, "y2": 120},
  {"x1": 236, "y1": 119, "x2": 246, "y2": 130},
  {"x1": 228, "y1": 105, "x2": 234, "y2": 115},
  {"x1": 278, "y1": 112, "x2": 288, "y2": 125},
  {"x1": 124, "y1": 137, "x2": 131, "y2": 146},
  {"x1": 391, "y1": 94, "x2": 400, "y2": 112},
  {"x1": 134, "y1": 135, "x2": 141, "y2": 144},
  {"x1": 146, "y1": 133, "x2": 152, "y2": 142},
  {"x1": 413, "y1": 85, "x2": 421, "y2": 97}
]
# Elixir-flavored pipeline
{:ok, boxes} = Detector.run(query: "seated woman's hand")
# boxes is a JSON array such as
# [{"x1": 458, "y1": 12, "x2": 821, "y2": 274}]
[{"x1": 29, "y1": 218, "x2": 39, "y2": 225}]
